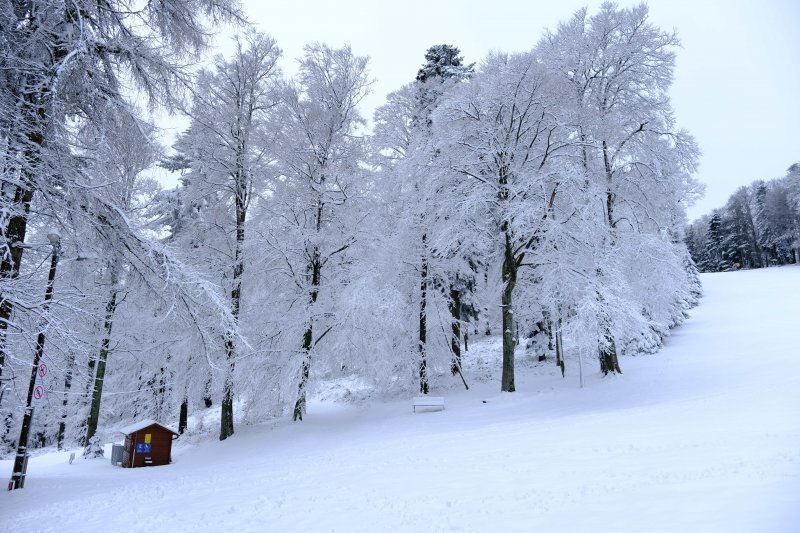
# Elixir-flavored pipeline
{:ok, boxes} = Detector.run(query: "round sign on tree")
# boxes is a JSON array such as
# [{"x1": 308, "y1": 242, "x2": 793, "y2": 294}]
[{"x1": 32, "y1": 385, "x2": 45, "y2": 405}]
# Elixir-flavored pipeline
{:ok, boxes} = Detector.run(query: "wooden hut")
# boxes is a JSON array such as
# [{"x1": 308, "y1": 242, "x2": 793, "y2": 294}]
[{"x1": 118, "y1": 420, "x2": 179, "y2": 468}]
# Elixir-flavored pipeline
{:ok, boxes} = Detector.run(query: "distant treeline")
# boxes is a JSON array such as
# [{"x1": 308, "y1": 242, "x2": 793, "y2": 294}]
[{"x1": 686, "y1": 163, "x2": 800, "y2": 272}]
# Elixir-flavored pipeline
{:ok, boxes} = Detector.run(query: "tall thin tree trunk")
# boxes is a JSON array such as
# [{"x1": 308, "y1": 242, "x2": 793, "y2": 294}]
[
  {"x1": 220, "y1": 190, "x2": 246, "y2": 440},
  {"x1": 56, "y1": 351, "x2": 75, "y2": 449},
  {"x1": 155, "y1": 366, "x2": 166, "y2": 421},
  {"x1": 84, "y1": 280, "x2": 118, "y2": 446},
  {"x1": 0, "y1": 184, "x2": 35, "y2": 454},
  {"x1": 10, "y1": 239, "x2": 58, "y2": 488},
  {"x1": 555, "y1": 318, "x2": 565, "y2": 378},
  {"x1": 219, "y1": 333, "x2": 236, "y2": 439},
  {"x1": 77, "y1": 351, "x2": 97, "y2": 446},
  {"x1": 599, "y1": 141, "x2": 622, "y2": 375},
  {"x1": 294, "y1": 200, "x2": 323, "y2": 421},
  {"x1": 418, "y1": 233, "x2": 429, "y2": 394},
  {"x1": 293, "y1": 251, "x2": 320, "y2": 420},
  {"x1": 449, "y1": 287, "x2": 461, "y2": 375},
  {"x1": 293, "y1": 323, "x2": 313, "y2": 421},
  {"x1": 483, "y1": 267, "x2": 491, "y2": 335},
  {"x1": 0, "y1": 78, "x2": 46, "y2": 388},
  {"x1": 178, "y1": 354, "x2": 191, "y2": 434},
  {"x1": 178, "y1": 395, "x2": 188, "y2": 434},
  {"x1": 603, "y1": 140, "x2": 616, "y2": 230},
  {"x1": 0, "y1": 186, "x2": 33, "y2": 377},
  {"x1": 501, "y1": 226, "x2": 516, "y2": 392}
]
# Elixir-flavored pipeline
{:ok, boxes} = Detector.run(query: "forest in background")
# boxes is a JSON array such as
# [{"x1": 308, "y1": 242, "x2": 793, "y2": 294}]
[
  {"x1": 686, "y1": 164, "x2": 800, "y2": 272},
  {"x1": 1, "y1": 1, "x2": 703, "y2": 460}
]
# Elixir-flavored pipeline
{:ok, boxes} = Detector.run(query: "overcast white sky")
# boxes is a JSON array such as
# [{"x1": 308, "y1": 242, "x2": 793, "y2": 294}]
[{"x1": 215, "y1": 0, "x2": 800, "y2": 220}]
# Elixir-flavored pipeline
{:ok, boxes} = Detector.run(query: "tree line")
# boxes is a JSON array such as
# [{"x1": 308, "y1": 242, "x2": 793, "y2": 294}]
[
  {"x1": 1, "y1": 2, "x2": 701, "y2": 455},
  {"x1": 686, "y1": 164, "x2": 800, "y2": 272}
]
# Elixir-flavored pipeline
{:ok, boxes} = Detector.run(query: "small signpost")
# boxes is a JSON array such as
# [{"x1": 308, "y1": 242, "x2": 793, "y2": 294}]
[
  {"x1": 31, "y1": 364, "x2": 47, "y2": 406},
  {"x1": 9, "y1": 233, "x2": 60, "y2": 491},
  {"x1": 8, "y1": 364, "x2": 47, "y2": 489}
]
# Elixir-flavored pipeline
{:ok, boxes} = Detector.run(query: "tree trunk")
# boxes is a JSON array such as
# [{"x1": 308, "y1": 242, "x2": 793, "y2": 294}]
[
  {"x1": 294, "y1": 199, "x2": 322, "y2": 421},
  {"x1": 0, "y1": 16, "x2": 68, "y2": 394},
  {"x1": 220, "y1": 185, "x2": 246, "y2": 440},
  {"x1": 178, "y1": 396, "x2": 188, "y2": 434},
  {"x1": 501, "y1": 227, "x2": 516, "y2": 392},
  {"x1": 203, "y1": 377, "x2": 213, "y2": 408},
  {"x1": 293, "y1": 257, "x2": 319, "y2": 421},
  {"x1": 449, "y1": 287, "x2": 461, "y2": 375},
  {"x1": 154, "y1": 365, "x2": 167, "y2": 421},
  {"x1": 418, "y1": 233, "x2": 429, "y2": 394},
  {"x1": 594, "y1": 286, "x2": 622, "y2": 376},
  {"x1": 219, "y1": 333, "x2": 236, "y2": 439},
  {"x1": 10, "y1": 240, "x2": 59, "y2": 488},
  {"x1": 0, "y1": 185, "x2": 35, "y2": 456},
  {"x1": 483, "y1": 268, "x2": 491, "y2": 335},
  {"x1": 56, "y1": 351, "x2": 75, "y2": 449},
  {"x1": 599, "y1": 141, "x2": 623, "y2": 375},
  {"x1": 0, "y1": 187, "x2": 33, "y2": 381},
  {"x1": 293, "y1": 326, "x2": 312, "y2": 421},
  {"x1": 0, "y1": 76, "x2": 47, "y2": 387},
  {"x1": 555, "y1": 318, "x2": 565, "y2": 378},
  {"x1": 77, "y1": 352, "x2": 96, "y2": 446},
  {"x1": 599, "y1": 332, "x2": 622, "y2": 375},
  {"x1": 84, "y1": 285, "x2": 118, "y2": 446},
  {"x1": 602, "y1": 140, "x2": 617, "y2": 230}
]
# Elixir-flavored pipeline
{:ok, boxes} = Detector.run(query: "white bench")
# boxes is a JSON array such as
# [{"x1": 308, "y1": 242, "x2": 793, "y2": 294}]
[{"x1": 413, "y1": 396, "x2": 445, "y2": 413}]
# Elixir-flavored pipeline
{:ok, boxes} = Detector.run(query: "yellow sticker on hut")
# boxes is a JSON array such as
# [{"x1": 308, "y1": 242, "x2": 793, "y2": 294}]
[{"x1": 144, "y1": 433, "x2": 151, "y2": 444}]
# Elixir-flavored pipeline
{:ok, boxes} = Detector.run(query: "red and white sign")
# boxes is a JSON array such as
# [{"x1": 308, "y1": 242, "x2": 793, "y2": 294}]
[
  {"x1": 32, "y1": 384, "x2": 45, "y2": 405},
  {"x1": 31, "y1": 362, "x2": 48, "y2": 407}
]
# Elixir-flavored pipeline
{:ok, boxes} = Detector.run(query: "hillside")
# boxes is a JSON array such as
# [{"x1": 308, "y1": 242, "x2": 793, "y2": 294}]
[{"x1": 2, "y1": 266, "x2": 799, "y2": 532}]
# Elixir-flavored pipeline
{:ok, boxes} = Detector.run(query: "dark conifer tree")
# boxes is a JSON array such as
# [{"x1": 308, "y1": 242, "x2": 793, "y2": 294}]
[{"x1": 411, "y1": 45, "x2": 473, "y2": 393}]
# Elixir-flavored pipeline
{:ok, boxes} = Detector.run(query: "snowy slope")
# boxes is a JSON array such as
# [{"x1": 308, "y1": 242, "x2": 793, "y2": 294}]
[{"x1": 2, "y1": 266, "x2": 799, "y2": 532}]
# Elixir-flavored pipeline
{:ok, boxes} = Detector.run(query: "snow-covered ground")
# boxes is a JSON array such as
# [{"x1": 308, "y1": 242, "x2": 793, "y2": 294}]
[{"x1": 2, "y1": 267, "x2": 799, "y2": 532}]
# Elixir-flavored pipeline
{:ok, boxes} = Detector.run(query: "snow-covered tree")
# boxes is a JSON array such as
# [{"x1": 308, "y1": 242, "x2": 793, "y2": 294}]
[
  {"x1": 75, "y1": 107, "x2": 160, "y2": 449},
  {"x1": 432, "y1": 51, "x2": 569, "y2": 391},
  {"x1": 1, "y1": 2, "x2": 245, "y2": 481},
  {"x1": 264, "y1": 44, "x2": 370, "y2": 420},
  {"x1": 538, "y1": 2, "x2": 700, "y2": 374},
  {"x1": 0, "y1": 0, "x2": 242, "y2": 383},
  {"x1": 386, "y1": 45, "x2": 473, "y2": 394},
  {"x1": 171, "y1": 31, "x2": 281, "y2": 439}
]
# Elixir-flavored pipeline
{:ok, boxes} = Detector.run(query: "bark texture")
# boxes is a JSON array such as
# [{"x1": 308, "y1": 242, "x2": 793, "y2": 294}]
[{"x1": 501, "y1": 226, "x2": 516, "y2": 392}]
